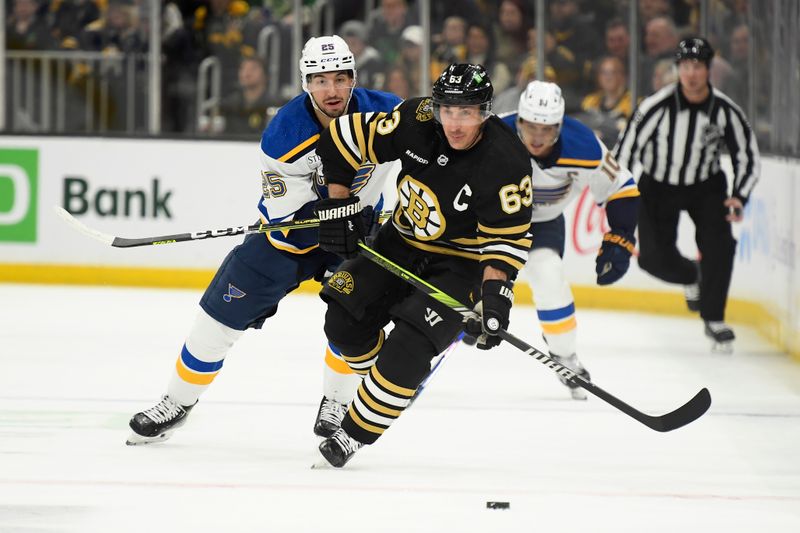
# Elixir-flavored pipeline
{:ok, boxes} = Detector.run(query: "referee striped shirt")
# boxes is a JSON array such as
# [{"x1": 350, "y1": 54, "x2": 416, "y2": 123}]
[{"x1": 614, "y1": 82, "x2": 760, "y2": 203}]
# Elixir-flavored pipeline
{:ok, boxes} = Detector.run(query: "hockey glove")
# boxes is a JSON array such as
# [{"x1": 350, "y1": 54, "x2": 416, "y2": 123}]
[
  {"x1": 464, "y1": 279, "x2": 514, "y2": 350},
  {"x1": 314, "y1": 196, "x2": 365, "y2": 259},
  {"x1": 596, "y1": 231, "x2": 636, "y2": 285}
]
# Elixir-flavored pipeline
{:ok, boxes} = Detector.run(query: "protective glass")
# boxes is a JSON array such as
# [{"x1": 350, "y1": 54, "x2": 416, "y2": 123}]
[{"x1": 433, "y1": 103, "x2": 490, "y2": 126}]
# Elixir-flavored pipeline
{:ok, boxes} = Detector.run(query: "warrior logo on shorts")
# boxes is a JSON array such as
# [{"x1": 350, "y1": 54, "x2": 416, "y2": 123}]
[
  {"x1": 328, "y1": 271, "x2": 355, "y2": 294},
  {"x1": 397, "y1": 175, "x2": 445, "y2": 241},
  {"x1": 415, "y1": 98, "x2": 433, "y2": 122},
  {"x1": 223, "y1": 284, "x2": 246, "y2": 302}
]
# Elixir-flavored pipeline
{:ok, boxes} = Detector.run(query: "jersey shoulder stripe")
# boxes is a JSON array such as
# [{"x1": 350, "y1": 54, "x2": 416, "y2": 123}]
[
  {"x1": 352, "y1": 87, "x2": 403, "y2": 112},
  {"x1": 260, "y1": 93, "x2": 320, "y2": 162},
  {"x1": 555, "y1": 116, "x2": 602, "y2": 168}
]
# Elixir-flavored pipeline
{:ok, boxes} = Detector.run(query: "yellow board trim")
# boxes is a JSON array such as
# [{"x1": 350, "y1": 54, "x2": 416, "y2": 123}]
[
  {"x1": 325, "y1": 348, "x2": 353, "y2": 375},
  {"x1": 557, "y1": 157, "x2": 601, "y2": 168},
  {"x1": 175, "y1": 359, "x2": 219, "y2": 385},
  {"x1": 278, "y1": 134, "x2": 320, "y2": 162},
  {"x1": 1, "y1": 263, "x2": 796, "y2": 361}
]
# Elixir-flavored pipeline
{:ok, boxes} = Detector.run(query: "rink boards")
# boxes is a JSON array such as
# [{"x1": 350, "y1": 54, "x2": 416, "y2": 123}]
[{"x1": 0, "y1": 136, "x2": 797, "y2": 357}]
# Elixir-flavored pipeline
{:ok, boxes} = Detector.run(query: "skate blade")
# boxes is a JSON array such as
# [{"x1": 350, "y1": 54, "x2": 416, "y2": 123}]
[
  {"x1": 311, "y1": 456, "x2": 336, "y2": 469},
  {"x1": 125, "y1": 431, "x2": 174, "y2": 446},
  {"x1": 711, "y1": 342, "x2": 734, "y2": 354}
]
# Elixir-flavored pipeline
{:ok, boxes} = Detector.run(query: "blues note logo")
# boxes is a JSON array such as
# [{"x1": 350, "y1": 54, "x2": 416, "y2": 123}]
[{"x1": 223, "y1": 284, "x2": 246, "y2": 302}]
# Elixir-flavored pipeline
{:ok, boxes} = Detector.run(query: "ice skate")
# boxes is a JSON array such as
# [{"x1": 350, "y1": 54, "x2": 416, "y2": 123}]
[
  {"x1": 550, "y1": 353, "x2": 591, "y2": 400},
  {"x1": 683, "y1": 262, "x2": 701, "y2": 312},
  {"x1": 126, "y1": 395, "x2": 195, "y2": 446},
  {"x1": 316, "y1": 428, "x2": 364, "y2": 468},
  {"x1": 313, "y1": 396, "x2": 348, "y2": 438},
  {"x1": 704, "y1": 321, "x2": 735, "y2": 354}
]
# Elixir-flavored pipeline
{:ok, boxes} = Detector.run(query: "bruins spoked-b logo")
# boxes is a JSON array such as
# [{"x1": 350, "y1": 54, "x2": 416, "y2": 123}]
[
  {"x1": 397, "y1": 175, "x2": 445, "y2": 240},
  {"x1": 328, "y1": 271, "x2": 355, "y2": 294}
]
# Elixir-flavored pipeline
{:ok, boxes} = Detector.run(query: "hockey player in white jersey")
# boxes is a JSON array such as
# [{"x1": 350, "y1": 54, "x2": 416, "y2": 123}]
[
  {"x1": 126, "y1": 36, "x2": 402, "y2": 445},
  {"x1": 501, "y1": 81, "x2": 640, "y2": 400}
]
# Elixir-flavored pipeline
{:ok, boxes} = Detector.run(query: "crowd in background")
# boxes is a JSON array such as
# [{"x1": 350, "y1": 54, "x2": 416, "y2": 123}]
[{"x1": 3, "y1": 0, "x2": 765, "y2": 147}]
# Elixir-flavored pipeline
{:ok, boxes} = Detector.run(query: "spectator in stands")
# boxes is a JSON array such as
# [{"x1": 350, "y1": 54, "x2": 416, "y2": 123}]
[
  {"x1": 604, "y1": 17, "x2": 631, "y2": 66},
  {"x1": 464, "y1": 23, "x2": 512, "y2": 94},
  {"x1": 383, "y1": 65, "x2": 411, "y2": 101},
  {"x1": 640, "y1": 16, "x2": 680, "y2": 94},
  {"x1": 395, "y1": 24, "x2": 424, "y2": 97},
  {"x1": 520, "y1": 27, "x2": 582, "y2": 112},
  {"x1": 724, "y1": 23, "x2": 750, "y2": 107},
  {"x1": 580, "y1": 56, "x2": 634, "y2": 147},
  {"x1": 340, "y1": 20, "x2": 386, "y2": 91},
  {"x1": 651, "y1": 57, "x2": 678, "y2": 92},
  {"x1": 6, "y1": 0, "x2": 56, "y2": 50},
  {"x1": 548, "y1": 0, "x2": 600, "y2": 88},
  {"x1": 80, "y1": 0, "x2": 145, "y2": 54},
  {"x1": 218, "y1": 56, "x2": 283, "y2": 136},
  {"x1": 638, "y1": 0, "x2": 672, "y2": 25},
  {"x1": 50, "y1": 0, "x2": 100, "y2": 50},
  {"x1": 366, "y1": 0, "x2": 417, "y2": 67},
  {"x1": 492, "y1": 0, "x2": 531, "y2": 74},
  {"x1": 430, "y1": 16, "x2": 467, "y2": 81},
  {"x1": 191, "y1": 0, "x2": 259, "y2": 96}
]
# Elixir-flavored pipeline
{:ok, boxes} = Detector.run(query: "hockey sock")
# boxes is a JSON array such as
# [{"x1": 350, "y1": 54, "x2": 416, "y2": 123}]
[
  {"x1": 323, "y1": 342, "x2": 364, "y2": 404},
  {"x1": 167, "y1": 309, "x2": 244, "y2": 407}
]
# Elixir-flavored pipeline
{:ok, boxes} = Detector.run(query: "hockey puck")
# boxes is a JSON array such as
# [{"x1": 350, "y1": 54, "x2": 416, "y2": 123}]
[{"x1": 486, "y1": 501, "x2": 510, "y2": 510}]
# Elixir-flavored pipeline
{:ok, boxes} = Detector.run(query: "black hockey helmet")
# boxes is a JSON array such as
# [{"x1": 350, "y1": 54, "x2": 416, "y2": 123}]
[
  {"x1": 432, "y1": 63, "x2": 493, "y2": 110},
  {"x1": 675, "y1": 37, "x2": 714, "y2": 67}
]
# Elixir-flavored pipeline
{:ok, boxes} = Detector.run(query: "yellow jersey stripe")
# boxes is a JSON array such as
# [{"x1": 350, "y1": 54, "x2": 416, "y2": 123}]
[
  {"x1": 325, "y1": 348, "x2": 354, "y2": 375},
  {"x1": 477, "y1": 222, "x2": 531, "y2": 235},
  {"x1": 371, "y1": 366, "x2": 415, "y2": 397},
  {"x1": 330, "y1": 119, "x2": 360, "y2": 171},
  {"x1": 368, "y1": 116, "x2": 380, "y2": 163},
  {"x1": 175, "y1": 359, "x2": 218, "y2": 385},
  {"x1": 480, "y1": 254, "x2": 526, "y2": 271},
  {"x1": 358, "y1": 387, "x2": 402, "y2": 417},
  {"x1": 400, "y1": 235, "x2": 482, "y2": 260},
  {"x1": 266, "y1": 232, "x2": 318, "y2": 254},
  {"x1": 557, "y1": 157, "x2": 601, "y2": 168},
  {"x1": 349, "y1": 406, "x2": 386, "y2": 435},
  {"x1": 453, "y1": 236, "x2": 533, "y2": 247},
  {"x1": 277, "y1": 134, "x2": 319, "y2": 162},
  {"x1": 352, "y1": 113, "x2": 368, "y2": 160},
  {"x1": 607, "y1": 188, "x2": 641, "y2": 201}
]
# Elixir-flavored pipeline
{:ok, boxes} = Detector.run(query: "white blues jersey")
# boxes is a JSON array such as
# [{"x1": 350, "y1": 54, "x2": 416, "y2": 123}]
[
  {"x1": 500, "y1": 114, "x2": 638, "y2": 222},
  {"x1": 258, "y1": 88, "x2": 402, "y2": 253}
]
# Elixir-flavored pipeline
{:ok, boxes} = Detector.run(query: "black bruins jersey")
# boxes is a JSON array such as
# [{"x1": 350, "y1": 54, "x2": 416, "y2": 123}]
[{"x1": 317, "y1": 97, "x2": 534, "y2": 277}]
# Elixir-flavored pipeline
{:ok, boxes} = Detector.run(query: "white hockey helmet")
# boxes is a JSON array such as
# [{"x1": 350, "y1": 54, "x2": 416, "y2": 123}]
[
  {"x1": 518, "y1": 80, "x2": 565, "y2": 126},
  {"x1": 299, "y1": 35, "x2": 357, "y2": 93}
]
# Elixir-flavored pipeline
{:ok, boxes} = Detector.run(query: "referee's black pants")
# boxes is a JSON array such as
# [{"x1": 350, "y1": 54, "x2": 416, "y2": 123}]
[{"x1": 637, "y1": 172, "x2": 736, "y2": 322}]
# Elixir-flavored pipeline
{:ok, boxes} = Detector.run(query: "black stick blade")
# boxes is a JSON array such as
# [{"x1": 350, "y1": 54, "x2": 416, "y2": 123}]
[{"x1": 645, "y1": 387, "x2": 712, "y2": 432}]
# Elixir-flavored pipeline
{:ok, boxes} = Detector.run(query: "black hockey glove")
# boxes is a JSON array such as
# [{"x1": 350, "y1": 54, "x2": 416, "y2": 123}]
[
  {"x1": 596, "y1": 231, "x2": 636, "y2": 285},
  {"x1": 464, "y1": 279, "x2": 514, "y2": 350},
  {"x1": 314, "y1": 196, "x2": 365, "y2": 259}
]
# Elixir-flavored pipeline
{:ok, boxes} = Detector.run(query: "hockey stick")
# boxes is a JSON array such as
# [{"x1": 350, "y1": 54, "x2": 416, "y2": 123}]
[
  {"x1": 356, "y1": 241, "x2": 712, "y2": 433},
  {"x1": 54, "y1": 206, "x2": 392, "y2": 248}
]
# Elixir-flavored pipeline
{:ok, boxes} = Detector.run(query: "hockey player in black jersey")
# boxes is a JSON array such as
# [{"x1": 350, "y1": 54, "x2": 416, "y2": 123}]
[{"x1": 312, "y1": 63, "x2": 534, "y2": 467}]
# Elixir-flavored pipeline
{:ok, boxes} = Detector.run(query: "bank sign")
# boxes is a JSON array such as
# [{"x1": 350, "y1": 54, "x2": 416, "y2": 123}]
[{"x1": 0, "y1": 149, "x2": 38, "y2": 242}]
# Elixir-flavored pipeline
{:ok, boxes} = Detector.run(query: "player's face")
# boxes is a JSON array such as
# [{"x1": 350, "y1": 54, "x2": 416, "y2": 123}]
[
  {"x1": 437, "y1": 105, "x2": 485, "y2": 150},
  {"x1": 677, "y1": 59, "x2": 709, "y2": 95},
  {"x1": 307, "y1": 71, "x2": 355, "y2": 117},
  {"x1": 518, "y1": 119, "x2": 559, "y2": 158}
]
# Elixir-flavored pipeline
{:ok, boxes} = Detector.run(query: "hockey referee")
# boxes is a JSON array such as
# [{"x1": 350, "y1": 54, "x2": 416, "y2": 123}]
[{"x1": 614, "y1": 37, "x2": 760, "y2": 351}]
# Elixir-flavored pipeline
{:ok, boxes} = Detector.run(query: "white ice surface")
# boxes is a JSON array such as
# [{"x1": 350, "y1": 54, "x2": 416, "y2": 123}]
[{"x1": 0, "y1": 284, "x2": 798, "y2": 532}]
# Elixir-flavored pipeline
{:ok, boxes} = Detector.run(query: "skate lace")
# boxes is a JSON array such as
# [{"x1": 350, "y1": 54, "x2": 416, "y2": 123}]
[
  {"x1": 706, "y1": 321, "x2": 730, "y2": 333},
  {"x1": 551, "y1": 354, "x2": 585, "y2": 373},
  {"x1": 319, "y1": 399, "x2": 348, "y2": 425},
  {"x1": 332, "y1": 429, "x2": 362, "y2": 455},
  {"x1": 143, "y1": 396, "x2": 183, "y2": 424}
]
